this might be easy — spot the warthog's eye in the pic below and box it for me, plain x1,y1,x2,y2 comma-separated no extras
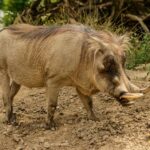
103,55,119,76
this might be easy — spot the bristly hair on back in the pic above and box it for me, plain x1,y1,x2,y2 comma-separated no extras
7,24,61,41
7,24,130,52
6,24,97,42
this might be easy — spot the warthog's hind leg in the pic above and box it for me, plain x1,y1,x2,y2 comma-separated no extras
76,88,99,121
6,81,21,122
1,73,20,124
45,81,59,130
1,72,11,123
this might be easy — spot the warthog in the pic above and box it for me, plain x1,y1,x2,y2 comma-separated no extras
0,24,149,129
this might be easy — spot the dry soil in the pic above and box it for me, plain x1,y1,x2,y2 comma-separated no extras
0,70,150,150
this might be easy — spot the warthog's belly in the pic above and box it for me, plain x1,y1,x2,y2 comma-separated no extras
8,65,45,88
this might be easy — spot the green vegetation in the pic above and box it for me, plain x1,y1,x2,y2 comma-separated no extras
0,0,30,25
127,34,150,69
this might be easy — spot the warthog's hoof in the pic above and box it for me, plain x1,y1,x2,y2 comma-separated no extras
3,113,17,125
45,121,57,130
88,115,99,121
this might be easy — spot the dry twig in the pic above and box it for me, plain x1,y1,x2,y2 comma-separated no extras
123,14,149,33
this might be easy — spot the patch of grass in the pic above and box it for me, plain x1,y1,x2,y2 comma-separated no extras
126,33,150,69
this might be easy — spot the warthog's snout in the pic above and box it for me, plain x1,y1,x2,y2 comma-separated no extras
115,83,150,106
119,92,143,106
111,78,150,106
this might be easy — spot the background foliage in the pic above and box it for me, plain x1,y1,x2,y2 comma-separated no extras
127,34,150,69
0,0,150,69
0,0,30,25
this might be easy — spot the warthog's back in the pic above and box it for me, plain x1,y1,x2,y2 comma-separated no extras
0,24,89,88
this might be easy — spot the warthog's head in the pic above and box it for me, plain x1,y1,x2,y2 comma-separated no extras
84,31,150,105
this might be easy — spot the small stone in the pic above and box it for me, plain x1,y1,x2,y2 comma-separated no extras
51,127,56,131
64,140,69,145
56,106,60,109
102,135,109,141
15,145,24,150
146,122,150,128
67,120,73,124
13,134,21,143
22,131,28,136
2,109,6,113
59,112,64,116
79,107,82,110
43,142,50,149
80,118,86,124
64,127,68,132
90,141,95,145
3,131,7,135
32,145,40,150
38,137,45,143
70,98,75,103
3,125,13,135
13,134,24,144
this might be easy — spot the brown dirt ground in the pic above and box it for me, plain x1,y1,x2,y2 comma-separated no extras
0,70,150,150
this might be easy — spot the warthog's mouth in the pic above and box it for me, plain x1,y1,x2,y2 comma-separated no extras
118,92,144,106
111,85,150,106
116,85,150,106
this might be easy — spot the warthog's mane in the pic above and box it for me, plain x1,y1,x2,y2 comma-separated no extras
7,24,98,41
6,24,129,50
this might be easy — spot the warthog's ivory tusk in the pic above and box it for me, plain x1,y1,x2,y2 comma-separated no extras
120,93,144,100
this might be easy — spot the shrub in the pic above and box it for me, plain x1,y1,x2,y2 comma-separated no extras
126,33,150,69
1,0,30,26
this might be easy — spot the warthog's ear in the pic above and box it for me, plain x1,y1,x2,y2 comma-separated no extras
119,34,130,50
87,36,107,54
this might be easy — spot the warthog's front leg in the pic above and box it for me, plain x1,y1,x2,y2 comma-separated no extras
45,81,59,130
76,88,99,121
